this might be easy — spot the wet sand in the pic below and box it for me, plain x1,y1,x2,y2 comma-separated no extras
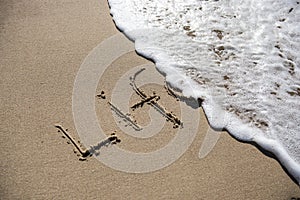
0,0,299,199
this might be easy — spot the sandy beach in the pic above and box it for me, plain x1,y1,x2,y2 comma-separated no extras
1,0,299,199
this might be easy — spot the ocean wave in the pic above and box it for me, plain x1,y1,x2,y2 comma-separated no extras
108,0,300,184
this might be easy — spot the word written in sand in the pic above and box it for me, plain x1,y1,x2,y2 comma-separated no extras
165,83,204,107
55,124,120,161
88,132,121,157
108,102,142,131
131,94,160,110
164,84,179,101
130,68,183,129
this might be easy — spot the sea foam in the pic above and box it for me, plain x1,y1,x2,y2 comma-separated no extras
108,0,300,183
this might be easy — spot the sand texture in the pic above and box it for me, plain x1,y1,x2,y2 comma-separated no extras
0,0,299,199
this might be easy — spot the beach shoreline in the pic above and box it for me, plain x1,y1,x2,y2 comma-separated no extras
0,0,299,199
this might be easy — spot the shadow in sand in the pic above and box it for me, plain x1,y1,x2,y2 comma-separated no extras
161,71,299,185
88,133,121,156
201,112,299,186
108,101,142,131
164,83,203,109
55,125,120,160
232,134,299,185
130,68,184,128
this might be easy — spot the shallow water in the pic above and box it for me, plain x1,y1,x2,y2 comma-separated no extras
108,0,300,183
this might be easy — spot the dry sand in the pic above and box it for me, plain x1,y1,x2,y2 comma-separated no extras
1,0,299,199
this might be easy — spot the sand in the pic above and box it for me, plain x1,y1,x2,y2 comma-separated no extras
0,0,299,199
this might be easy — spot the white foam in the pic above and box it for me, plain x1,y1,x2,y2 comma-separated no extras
108,0,300,184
